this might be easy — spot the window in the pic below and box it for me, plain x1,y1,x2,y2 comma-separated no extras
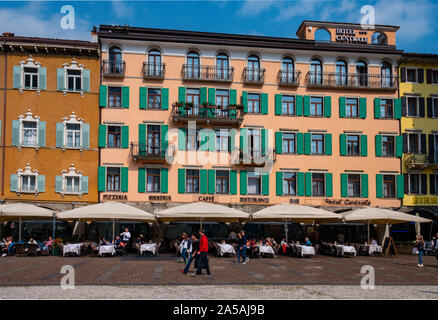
407,133,420,153
431,97,438,118
310,97,323,116
107,126,121,148
148,49,162,76
356,60,368,86
247,55,261,81
21,175,36,193
216,170,229,194
310,58,322,84
283,172,296,195
282,133,296,154
312,173,325,196
282,95,295,115
406,68,417,82
248,129,261,158
108,87,122,108
67,69,82,91
407,97,419,117
22,121,38,146
147,168,160,192
216,130,229,152
148,88,161,109
380,99,393,118
186,88,200,115
347,174,361,197
347,135,360,156
281,57,295,82
382,135,395,157
432,70,438,84
186,169,199,193
107,167,121,192
216,53,229,80
431,134,438,163
23,67,38,89
216,89,229,117
109,46,123,73
311,134,324,155
247,93,260,113
65,123,81,148
407,174,422,195
65,176,80,193
187,51,200,78
187,128,200,151
346,98,358,117
383,175,395,198
431,174,438,195
248,171,261,195
381,62,392,87
147,125,161,155
336,60,347,85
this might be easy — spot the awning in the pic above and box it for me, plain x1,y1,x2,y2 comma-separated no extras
0,203,54,221
342,207,432,225
56,202,155,222
251,204,342,223
156,202,250,222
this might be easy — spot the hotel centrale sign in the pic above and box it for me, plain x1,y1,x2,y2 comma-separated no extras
406,196,438,206
335,28,368,44
324,199,371,206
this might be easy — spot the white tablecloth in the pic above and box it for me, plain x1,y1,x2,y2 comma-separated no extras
296,245,315,256
98,245,116,256
63,243,82,256
217,243,236,256
140,243,157,255
258,245,276,255
336,245,356,256
365,244,382,255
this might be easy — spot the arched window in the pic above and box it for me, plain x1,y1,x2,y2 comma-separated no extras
148,49,161,76
336,60,348,85
108,46,122,74
216,52,229,80
314,29,331,42
310,58,322,85
281,57,295,82
247,54,260,81
356,60,368,87
372,32,387,45
186,51,200,78
381,62,392,87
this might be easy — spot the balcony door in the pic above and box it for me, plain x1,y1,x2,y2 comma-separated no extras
356,60,368,87
381,62,392,87
148,49,161,76
248,129,261,158
247,55,260,81
187,51,200,78
147,125,160,155
310,58,322,84
216,53,229,80
336,60,347,85
281,57,294,82
109,46,122,74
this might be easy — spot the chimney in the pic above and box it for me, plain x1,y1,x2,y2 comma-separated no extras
90,26,97,43
2,32,15,37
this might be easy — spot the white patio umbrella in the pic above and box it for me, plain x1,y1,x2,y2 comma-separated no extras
57,202,155,241
0,203,55,242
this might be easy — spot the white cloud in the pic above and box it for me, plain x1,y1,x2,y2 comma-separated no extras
111,1,136,19
238,0,278,17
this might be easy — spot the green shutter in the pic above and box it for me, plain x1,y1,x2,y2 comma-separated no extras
230,170,237,195
240,128,248,154
99,85,107,107
261,93,268,114
208,170,215,194
339,97,346,118
374,98,381,119
340,134,347,156
242,91,248,113
38,121,46,147
296,95,303,116
304,133,311,155
82,69,90,92
394,98,402,119
138,168,146,193
122,86,130,108
341,173,348,197
325,173,333,197
81,176,89,194
240,170,247,195
297,172,304,196
200,87,208,105
208,129,215,152
81,123,90,149
178,128,187,151
38,67,47,91
200,169,208,194
396,175,404,199
161,88,169,110
98,166,106,192
375,135,382,157
296,133,304,155
161,125,168,156
376,174,383,198
139,87,147,109
200,130,208,151
230,89,237,105
160,168,168,193
57,68,65,91
275,94,282,115
359,97,367,119
275,131,283,154
11,120,20,146
323,96,331,117
178,168,186,193
208,88,215,106
56,123,64,148
10,174,18,192
396,135,403,157
37,175,45,193
261,129,267,156
324,134,332,155
121,167,129,192
262,172,269,196
55,175,63,193
121,126,129,149
178,87,186,103
139,124,146,155
360,135,368,157
13,66,21,89
276,171,283,196
229,129,236,152
303,96,310,116
305,172,312,196
361,174,369,198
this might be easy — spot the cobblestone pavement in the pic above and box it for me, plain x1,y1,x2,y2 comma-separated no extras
0,254,436,286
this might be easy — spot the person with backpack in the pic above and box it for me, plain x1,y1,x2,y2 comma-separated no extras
416,234,425,267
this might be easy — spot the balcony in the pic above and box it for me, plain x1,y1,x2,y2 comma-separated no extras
243,68,265,84
130,142,169,163
405,153,438,170
278,70,301,87
306,72,398,90
102,60,125,77
181,65,234,82
143,62,165,79
238,149,276,167
171,103,243,125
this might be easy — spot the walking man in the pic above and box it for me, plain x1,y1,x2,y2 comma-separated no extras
183,234,199,274
236,230,248,264
194,228,211,276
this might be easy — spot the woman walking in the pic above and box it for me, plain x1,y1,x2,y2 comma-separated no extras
416,234,425,267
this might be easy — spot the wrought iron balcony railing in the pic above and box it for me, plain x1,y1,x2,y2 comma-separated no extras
239,148,276,167
306,72,398,89
102,60,126,77
405,153,438,170
243,67,265,84
171,103,243,124
181,65,234,82
278,70,301,86
130,142,167,161
142,62,165,79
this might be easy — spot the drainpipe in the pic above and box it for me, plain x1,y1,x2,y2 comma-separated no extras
2,39,7,197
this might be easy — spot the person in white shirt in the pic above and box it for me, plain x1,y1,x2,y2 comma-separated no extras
120,228,131,243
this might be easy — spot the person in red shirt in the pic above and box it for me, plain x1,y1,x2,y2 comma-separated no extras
194,228,211,276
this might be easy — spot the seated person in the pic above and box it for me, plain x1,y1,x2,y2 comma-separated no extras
135,234,144,251
113,235,122,248
221,239,226,245
43,236,54,250
304,237,312,246
1,236,12,257
100,237,108,246
279,238,289,255
264,237,272,246
28,237,38,245
371,238,378,246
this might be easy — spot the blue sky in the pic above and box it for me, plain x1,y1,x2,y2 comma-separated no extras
1,0,438,53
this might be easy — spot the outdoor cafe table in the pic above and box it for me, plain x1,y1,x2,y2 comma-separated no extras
217,243,236,256
140,243,157,255
63,243,83,256
365,244,382,255
257,245,276,255
295,244,316,257
336,245,357,256
98,245,116,256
